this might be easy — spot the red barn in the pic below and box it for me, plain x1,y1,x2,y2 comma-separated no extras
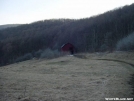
61,43,75,54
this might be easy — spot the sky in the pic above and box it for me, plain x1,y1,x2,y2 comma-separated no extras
0,0,134,25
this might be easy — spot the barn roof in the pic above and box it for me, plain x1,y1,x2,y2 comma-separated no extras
61,43,74,48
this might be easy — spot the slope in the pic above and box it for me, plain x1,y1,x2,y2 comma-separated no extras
0,3,134,66
0,52,134,101
0,24,21,30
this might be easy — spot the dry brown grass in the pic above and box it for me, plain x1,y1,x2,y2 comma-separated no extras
0,52,134,101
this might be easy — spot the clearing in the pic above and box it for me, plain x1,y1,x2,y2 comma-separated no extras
0,52,134,101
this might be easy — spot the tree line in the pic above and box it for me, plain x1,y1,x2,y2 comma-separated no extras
0,3,134,66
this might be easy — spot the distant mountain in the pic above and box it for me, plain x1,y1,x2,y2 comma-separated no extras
0,24,21,30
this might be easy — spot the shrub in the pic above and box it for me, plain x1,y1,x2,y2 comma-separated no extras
14,49,61,63
116,32,134,51
34,49,43,58
40,48,60,59
15,53,33,62
100,44,109,52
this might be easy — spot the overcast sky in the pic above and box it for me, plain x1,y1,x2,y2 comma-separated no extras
0,0,134,25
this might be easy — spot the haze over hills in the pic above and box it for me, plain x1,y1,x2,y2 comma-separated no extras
0,3,134,66
0,24,22,30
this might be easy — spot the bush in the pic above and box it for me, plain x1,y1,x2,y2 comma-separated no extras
15,53,33,62
40,48,60,59
14,49,61,63
116,32,134,51
34,49,43,58
100,44,109,52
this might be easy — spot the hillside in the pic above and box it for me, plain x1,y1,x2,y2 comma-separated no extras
0,24,21,30
0,3,134,66
0,52,134,101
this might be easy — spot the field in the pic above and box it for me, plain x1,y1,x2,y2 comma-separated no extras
0,51,134,101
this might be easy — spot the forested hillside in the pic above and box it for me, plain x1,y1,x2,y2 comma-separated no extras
0,24,21,30
0,3,134,66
